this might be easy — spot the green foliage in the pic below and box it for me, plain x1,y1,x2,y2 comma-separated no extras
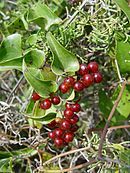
46,32,79,75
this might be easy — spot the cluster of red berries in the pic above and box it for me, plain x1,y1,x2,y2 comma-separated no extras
31,62,102,148
59,61,102,93
47,102,80,147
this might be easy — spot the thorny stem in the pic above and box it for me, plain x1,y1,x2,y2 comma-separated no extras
98,81,127,158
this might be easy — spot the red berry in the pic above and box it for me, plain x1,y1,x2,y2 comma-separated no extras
54,128,64,137
71,124,79,132
48,131,55,140
51,96,60,105
73,81,84,92
54,138,64,147
59,83,70,94
48,120,57,129
40,98,52,110
64,109,74,119
60,119,71,130
65,102,73,110
82,74,93,87
93,72,103,83
69,114,79,125
64,132,74,143
64,76,75,87
72,103,81,112
87,61,98,73
32,92,41,101
78,64,89,76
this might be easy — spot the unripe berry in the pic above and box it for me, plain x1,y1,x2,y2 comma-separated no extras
59,83,70,94
32,92,41,101
93,72,103,83
64,109,74,119
40,98,52,110
51,96,60,105
78,64,88,76
72,103,81,112
54,138,64,147
64,132,74,143
73,81,84,92
87,61,98,73
82,74,93,87
60,119,71,130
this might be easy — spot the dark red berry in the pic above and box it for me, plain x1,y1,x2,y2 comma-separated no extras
71,124,79,132
60,119,71,130
72,103,81,112
51,96,60,105
93,72,103,83
40,98,52,110
64,132,74,143
87,61,98,73
48,131,55,140
64,109,74,119
54,138,64,147
65,102,73,110
78,64,89,76
64,76,75,87
69,114,79,125
73,81,84,92
54,128,64,137
59,83,70,94
48,120,57,129
82,74,93,87
32,92,41,101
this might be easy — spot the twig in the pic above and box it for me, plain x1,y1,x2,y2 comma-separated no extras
43,146,90,166
64,0,88,28
6,75,24,104
42,159,97,173
98,81,127,158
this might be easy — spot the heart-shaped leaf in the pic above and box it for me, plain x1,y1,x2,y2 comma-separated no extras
23,60,57,98
27,2,62,31
116,33,130,73
0,34,22,63
46,32,79,75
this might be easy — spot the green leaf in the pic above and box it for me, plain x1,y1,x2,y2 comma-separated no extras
46,32,79,75
23,60,57,98
24,49,45,68
27,2,62,31
114,0,130,22
8,14,28,33
26,34,38,46
0,34,22,63
116,33,130,73
112,85,130,118
26,112,56,124
0,158,12,172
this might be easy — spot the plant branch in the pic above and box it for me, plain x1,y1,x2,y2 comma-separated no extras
98,81,127,158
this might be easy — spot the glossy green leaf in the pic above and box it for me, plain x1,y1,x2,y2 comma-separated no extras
27,2,62,31
23,60,57,98
8,14,28,33
46,32,79,75
116,33,130,73
24,49,45,68
114,0,130,22
0,34,22,63
26,34,38,46
112,85,130,118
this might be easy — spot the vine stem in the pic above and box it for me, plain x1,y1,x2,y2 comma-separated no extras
98,81,127,158
64,0,88,28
